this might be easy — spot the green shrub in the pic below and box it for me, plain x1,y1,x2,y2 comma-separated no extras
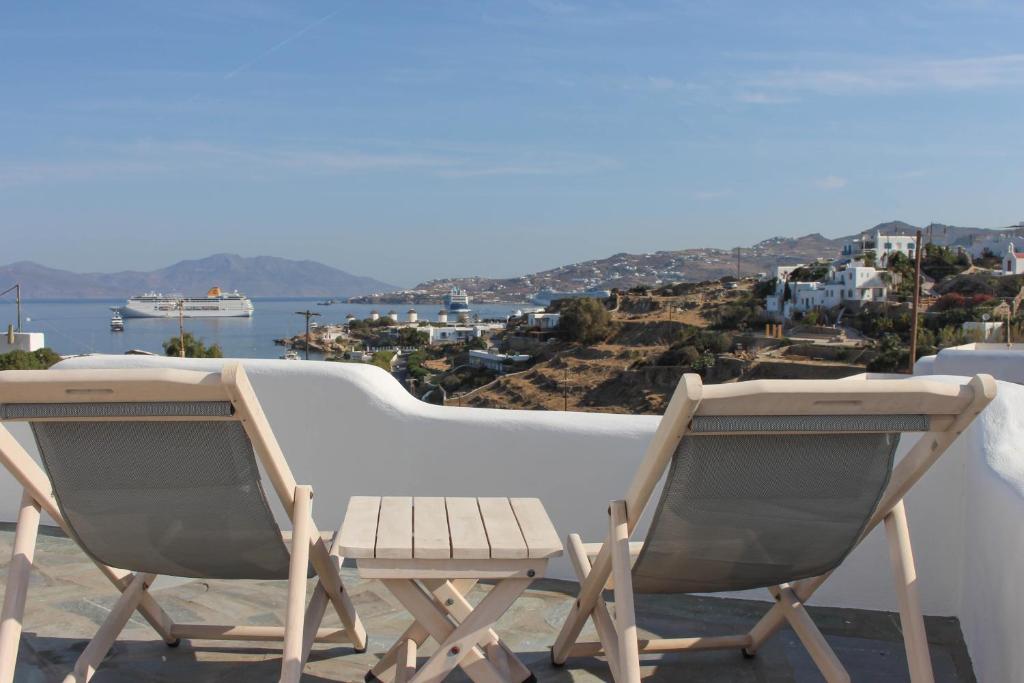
559,298,614,344
0,347,62,370
163,333,222,358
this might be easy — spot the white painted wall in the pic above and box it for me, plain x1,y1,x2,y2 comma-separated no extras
0,331,45,354
1,355,1021,680
916,343,1024,384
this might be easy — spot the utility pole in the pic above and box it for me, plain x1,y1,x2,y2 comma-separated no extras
908,230,923,373
1,284,21,332
735,247,742,278
562,366,571,411
295,310,321,360
176,299,186,358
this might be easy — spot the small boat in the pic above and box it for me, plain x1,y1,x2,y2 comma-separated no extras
281,350,301,361
110,310,124,331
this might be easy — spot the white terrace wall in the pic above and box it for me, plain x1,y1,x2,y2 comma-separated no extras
1,356,1021,681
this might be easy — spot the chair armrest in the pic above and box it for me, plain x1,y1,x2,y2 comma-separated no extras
582,541,643,562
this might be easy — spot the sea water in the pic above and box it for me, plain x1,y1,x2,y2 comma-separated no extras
0,299,525,360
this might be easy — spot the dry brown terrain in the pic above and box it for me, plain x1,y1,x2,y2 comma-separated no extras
455,281,867,414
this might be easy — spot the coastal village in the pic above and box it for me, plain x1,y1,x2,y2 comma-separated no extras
5,221,1023,413
251,222,1024,414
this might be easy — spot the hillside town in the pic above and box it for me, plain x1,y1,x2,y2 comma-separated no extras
228,222,1021,415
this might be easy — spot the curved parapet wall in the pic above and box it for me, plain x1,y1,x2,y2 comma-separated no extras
916,342,1024,385
1,356,1022,679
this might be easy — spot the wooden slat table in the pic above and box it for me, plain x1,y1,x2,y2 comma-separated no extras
339,497,563,683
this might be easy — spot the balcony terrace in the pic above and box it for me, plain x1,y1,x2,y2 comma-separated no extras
1,527,975,682
2,354,1022,682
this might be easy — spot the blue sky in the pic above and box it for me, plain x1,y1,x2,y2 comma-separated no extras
2,1,1023,286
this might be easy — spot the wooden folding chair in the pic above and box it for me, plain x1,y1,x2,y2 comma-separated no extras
551,373,995,683
0,363,367,683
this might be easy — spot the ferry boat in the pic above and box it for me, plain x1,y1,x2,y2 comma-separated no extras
109,310,124,331
120,287,254,318
443,286,471,314
531,288,612,306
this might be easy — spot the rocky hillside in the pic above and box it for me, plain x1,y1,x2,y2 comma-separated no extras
0,253,396,299
356,233,845,304
354,220,1018,304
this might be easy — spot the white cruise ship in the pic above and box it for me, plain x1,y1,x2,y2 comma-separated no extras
121,287,254,318
442,286,471,314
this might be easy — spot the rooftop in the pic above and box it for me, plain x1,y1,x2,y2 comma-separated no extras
2,354,1023,682
3,527,974,682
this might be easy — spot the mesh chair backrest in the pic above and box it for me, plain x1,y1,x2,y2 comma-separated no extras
0,401,292,580
630,413,929,594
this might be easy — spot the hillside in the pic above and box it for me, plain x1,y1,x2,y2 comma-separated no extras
0,254,396,299
353,220,1017,305
354,233,846,304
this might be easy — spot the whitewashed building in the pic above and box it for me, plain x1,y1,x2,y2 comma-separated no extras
468,349,531,373
843,230,917,267
527,312,561,330
0,331,45,354
767,262,888,320
425,323,503,345
1004,243,1024,275
962,321,1004,342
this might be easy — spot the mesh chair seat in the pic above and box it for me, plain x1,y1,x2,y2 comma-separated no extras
630,413,929,594
1,401,293,580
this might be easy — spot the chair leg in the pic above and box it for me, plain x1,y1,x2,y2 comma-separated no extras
308,533,367,651
0,490,41,683
885,500,935,683
564,534,621,678
280,485,313,683
610,501,641,683
62,572,153,683
552,536,615,666
777,587,849,683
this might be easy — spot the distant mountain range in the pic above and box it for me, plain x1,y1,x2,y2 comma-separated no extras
0,253,396,299
6,221,1018,302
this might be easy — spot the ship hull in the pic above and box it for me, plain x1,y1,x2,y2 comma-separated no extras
121,302,253,318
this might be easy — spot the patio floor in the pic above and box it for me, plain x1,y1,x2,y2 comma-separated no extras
1,526,975,682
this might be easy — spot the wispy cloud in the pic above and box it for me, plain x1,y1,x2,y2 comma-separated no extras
693,190,732,200
750,53,1024,95
815,175,848,190
0,160,162,188
224,8,340,80
647,76,676,91
734,91,794,104
0,139,616,187
892,169,930,179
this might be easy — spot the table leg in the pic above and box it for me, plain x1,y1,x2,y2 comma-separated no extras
429,581,532,682
370,579,477,682
397,578,531,683
383,579,521,683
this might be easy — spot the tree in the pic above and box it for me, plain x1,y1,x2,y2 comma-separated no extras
867,333,908,372
559,298,614,344
0,347,61,370
406,350,430,380
920,244,970,281
693,330,732,354
394,327,429,347
163,332,223,358
370,351,395,371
